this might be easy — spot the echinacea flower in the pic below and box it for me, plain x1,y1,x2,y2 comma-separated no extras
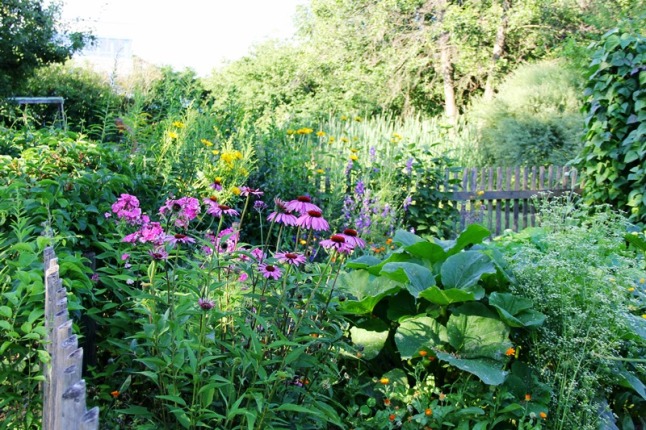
148,247,169,260
239,186,264,197
267,198,298,226
198,297,215,310
296,210,329,231
210,178,223,191
275,251,306,266
259,263,282,280
166,233,196,247
286,195,321,215
340,228,366,248
206,204,239,218
320,234,353,253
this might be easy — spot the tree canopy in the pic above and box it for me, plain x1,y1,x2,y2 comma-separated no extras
0,0,88,96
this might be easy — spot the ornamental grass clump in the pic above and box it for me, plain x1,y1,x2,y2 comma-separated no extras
494,195,646,429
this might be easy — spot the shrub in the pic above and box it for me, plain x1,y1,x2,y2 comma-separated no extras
469,59,585,167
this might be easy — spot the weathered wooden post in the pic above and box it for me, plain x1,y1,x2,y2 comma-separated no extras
43,246,99,430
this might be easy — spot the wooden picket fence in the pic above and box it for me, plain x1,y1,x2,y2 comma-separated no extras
445,165,580,236
43,246,99,430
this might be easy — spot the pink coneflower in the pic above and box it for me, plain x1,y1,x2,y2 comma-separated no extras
206,204,239,218
267,198,298,226
251,248,266,262
275,251,306,266
340,228,366,249
296,210,329,231
320,234,354,253
198,297,215,310
166,233,196,247
286,195,321,215
240,186,264,197
259,263,282,280
148,247,169,260
210,178,223,191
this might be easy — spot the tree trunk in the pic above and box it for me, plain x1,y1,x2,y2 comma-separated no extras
484,0,510,101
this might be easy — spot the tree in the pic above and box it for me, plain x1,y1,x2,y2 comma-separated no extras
0,0,88,97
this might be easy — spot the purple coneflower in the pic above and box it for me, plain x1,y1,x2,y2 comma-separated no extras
267,198,298,226
198,297,215,310
286,195,321,215
296,210,329,231
259,263,282,280
148,247,169,260
207,204,239,218
275,251,307,266
340,228,366,249
240,186,264,197
166,233,196,247
320,234,354,253
210,178,223,191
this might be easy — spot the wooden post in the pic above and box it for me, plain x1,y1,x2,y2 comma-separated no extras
43,246,99,430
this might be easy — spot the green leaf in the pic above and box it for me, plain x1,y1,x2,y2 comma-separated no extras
436,351,508,385
419,286,476,306
448,224,491,256
338,270,401,315
617,367,646,400
393,229,425,247
346,255,382,269
380,262,435,298
0,305,12,318
157,394,187,407
441,251,495,293
489,292,545,328
446,314,510,358
404,241,446,263
115,406,153,417
349,319,390,359
395,315,447,359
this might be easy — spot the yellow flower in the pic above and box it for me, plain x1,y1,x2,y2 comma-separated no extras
340,115,348,121
539,412,547,420
525,394,531,402
419,350,428,357
628,287,635,292
239,167,249,176
286,129,295,135
379,377,389,385
354,116,362,122
316,169,325,174
350,148,359,153
296,127,313,135
316,130,326,137
340,137,349,143
477,190,485,196
168,131,179,139
221,150,243,165
328,137,336,143
505,347,516,356
201,138,213,147
350,154,359,161
231,187,241,196
424,408,432,416
300,239,307,245
640,278,645,284
212,150,220,155
642,314,646,319
172,121,185,128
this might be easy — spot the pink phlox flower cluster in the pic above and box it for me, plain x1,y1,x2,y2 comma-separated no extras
112,193,143,225
286,195,321,215
204,228,239,254
159,196,201,228
122,221,165,245
296,210,329,231
267,198,298,226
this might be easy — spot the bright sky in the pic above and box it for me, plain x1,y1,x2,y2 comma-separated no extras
57,0,307,76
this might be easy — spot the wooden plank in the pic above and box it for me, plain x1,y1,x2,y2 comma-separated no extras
513,166,520,232
9,96,65,105
487,167,493,233
504,167,512,231
495,167,502,236
522,167,529,230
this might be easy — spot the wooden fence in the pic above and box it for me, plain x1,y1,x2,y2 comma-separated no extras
43,246,99,430
445,165,579,236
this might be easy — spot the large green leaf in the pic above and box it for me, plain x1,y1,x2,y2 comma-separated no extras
404,241,446,263
395,315,447,359
617,366,646,400
440,251,495,294
446,314,510,358
418,286,476,306
436,351,508,385
337,270,402,314
346,255,382,269
393,229,425,247
489,292,546,328
380,262,435,299
447,224,491,256
349,319,390,359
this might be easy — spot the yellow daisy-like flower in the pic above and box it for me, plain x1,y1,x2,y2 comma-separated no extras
286,129,295,135
212,150,220,156
350,148,359,153
340,137,349,143
628,287,635,292
238,167,248,176
172,121,185,128
329,137,336,143
316,130,326,137
642,314,646,319
477,190,485,196
340,115,349,121
168,131,179,139
379,377,389,385
316,168,325,174
296,127,313,135
640,278,645,284
231,186,241,196
354,116,362,122
201,138,213,147
350,154,359,161
221,150,243,165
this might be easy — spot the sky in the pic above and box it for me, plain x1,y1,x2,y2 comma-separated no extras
57,0,307,76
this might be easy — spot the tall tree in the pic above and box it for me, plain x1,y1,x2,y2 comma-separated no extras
0,0,88,96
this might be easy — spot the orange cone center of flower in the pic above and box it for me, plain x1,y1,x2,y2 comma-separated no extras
343,228,358,237
307,210,322,217
331,235,345,243
297,196,311,202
